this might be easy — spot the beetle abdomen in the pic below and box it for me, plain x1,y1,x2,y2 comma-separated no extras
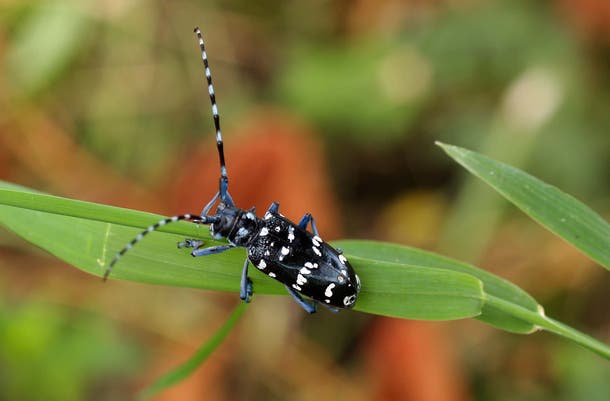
247,214,360,308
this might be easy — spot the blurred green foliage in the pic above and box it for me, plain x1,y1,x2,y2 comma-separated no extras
0,298,142,401
6,3,91,96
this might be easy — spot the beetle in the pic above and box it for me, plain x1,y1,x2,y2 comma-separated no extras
103,27,361,313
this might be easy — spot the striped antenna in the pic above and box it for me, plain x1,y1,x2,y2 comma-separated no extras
103,213,217,280
194,27,228,182
105,28,231,281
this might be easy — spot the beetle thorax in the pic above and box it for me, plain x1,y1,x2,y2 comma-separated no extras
210,204,261,246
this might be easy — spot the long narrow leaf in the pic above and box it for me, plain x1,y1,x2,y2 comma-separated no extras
139,302,248,399
2,181,609,359
335,240,540,333
437,142,610,270
0,183,484,321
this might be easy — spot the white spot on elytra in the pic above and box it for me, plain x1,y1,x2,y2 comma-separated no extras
312,247,322,257
260,227,269,236
312,237,320,247
297,274,307,285
288,232,295,242
264,212,272,220
292,284,302,291
246,212,255,220
258,260,267,269
325,299,331,304
281,246,289,255
268,272,276,278
325,283,335,298
300,267,311,275
337,275,344,283
343,295,356,306
274,226,281,232
338,254,348,264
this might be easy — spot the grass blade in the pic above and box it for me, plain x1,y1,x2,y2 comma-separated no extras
0,182,484,321
2,181,608,359
437,142,610,270
139,302,248,399
335,240,539,333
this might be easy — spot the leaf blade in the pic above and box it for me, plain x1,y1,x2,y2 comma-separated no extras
139,302,248,399
437,142,610,270
0,183,484,321
335,240,540,333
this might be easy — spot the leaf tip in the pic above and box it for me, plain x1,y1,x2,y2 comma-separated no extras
434,141,458,155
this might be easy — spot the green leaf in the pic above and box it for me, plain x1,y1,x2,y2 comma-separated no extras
139,302,248,399
437,142,610,270
3,181,609,359
334,240,539,334
0,182,483,321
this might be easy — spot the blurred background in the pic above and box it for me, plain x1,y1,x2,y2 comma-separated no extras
1,0,609,399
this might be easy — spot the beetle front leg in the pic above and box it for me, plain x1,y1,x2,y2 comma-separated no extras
190,244,234,257
177,239,204,249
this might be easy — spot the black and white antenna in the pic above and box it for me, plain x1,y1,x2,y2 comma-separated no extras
103,27,231,280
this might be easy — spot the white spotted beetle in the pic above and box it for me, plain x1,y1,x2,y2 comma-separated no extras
103,27,361,313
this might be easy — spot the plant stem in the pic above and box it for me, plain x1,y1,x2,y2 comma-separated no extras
485,295,610,359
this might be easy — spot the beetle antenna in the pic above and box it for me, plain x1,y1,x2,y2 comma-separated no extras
194,27,232,204
103,213,217,280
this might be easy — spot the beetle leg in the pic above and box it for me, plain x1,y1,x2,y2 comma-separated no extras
285,285,316,313
319,302,340,314
297,213,319,236
190,244,234,256
177,239,204,249
201,191,219,216
240,258,253,302
267,202,280,214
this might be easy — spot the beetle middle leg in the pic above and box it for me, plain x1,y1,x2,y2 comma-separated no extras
240,258,253,302
266,201,280,214
297,213,319,236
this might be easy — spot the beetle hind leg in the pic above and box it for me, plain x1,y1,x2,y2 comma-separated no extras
285,286,316,313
